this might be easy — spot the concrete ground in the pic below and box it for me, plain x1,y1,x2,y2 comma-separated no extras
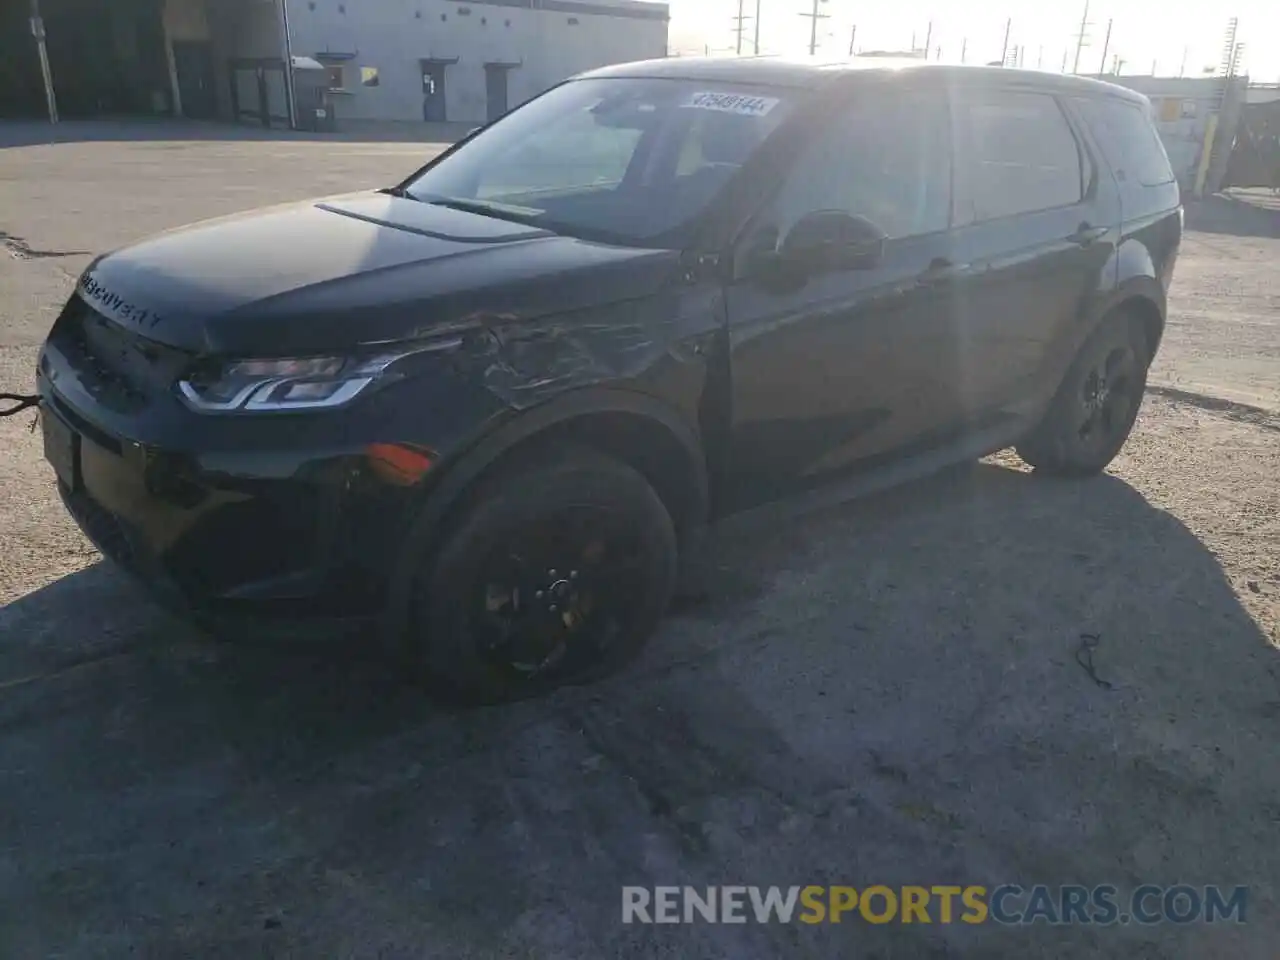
0,123,1277,959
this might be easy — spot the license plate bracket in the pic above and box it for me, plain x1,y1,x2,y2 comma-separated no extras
42,408,81,491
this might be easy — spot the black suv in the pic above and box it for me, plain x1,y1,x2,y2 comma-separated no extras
38,58,1182,701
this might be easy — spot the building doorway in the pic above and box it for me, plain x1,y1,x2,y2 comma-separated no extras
172,40,216,119
420,59,454,122
229,59,289,128
484,63,513,122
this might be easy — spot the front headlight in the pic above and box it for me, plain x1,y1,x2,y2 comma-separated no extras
177,339,460,413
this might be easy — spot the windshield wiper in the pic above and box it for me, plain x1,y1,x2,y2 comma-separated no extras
417,195,544,226
380,185,421,201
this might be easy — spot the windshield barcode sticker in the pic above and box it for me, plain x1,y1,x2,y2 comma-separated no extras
684,92,780,117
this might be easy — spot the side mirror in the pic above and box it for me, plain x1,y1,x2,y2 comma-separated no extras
778,211,888,273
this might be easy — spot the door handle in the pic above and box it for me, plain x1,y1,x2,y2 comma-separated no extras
1069,223,1108,246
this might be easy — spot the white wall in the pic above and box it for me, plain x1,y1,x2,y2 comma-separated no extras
1247,84,1280,105
283,0,668,123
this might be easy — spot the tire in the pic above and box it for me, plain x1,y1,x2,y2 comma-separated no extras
408,446,677,703
1017,312,1151,477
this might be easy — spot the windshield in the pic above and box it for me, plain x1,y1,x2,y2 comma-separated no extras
404,78,794,246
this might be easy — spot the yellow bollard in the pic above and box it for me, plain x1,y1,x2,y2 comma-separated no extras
1193,113,1219,198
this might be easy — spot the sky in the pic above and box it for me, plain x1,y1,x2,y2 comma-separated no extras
662,0,1280,82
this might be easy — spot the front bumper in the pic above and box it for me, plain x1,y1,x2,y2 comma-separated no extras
33,289,513,624
41,392,397,621
37,354,503,626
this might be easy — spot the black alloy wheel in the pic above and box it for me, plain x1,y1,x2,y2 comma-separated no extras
1018,312,1151,476
471,504,653,682
411,447,677,702
1076,343,1141,456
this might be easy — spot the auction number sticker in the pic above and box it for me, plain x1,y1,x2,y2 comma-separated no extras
684,92,780,117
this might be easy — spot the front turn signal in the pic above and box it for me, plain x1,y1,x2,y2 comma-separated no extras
366,443,436,486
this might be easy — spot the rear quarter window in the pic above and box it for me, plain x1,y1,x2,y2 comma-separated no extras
955,91,1086,222
1075,97,1176,187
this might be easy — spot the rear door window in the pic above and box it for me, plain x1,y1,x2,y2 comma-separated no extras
956,91,1085,223
1074,97,1176,187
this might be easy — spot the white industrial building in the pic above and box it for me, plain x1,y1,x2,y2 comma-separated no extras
3,0,668,127
287,0,671,124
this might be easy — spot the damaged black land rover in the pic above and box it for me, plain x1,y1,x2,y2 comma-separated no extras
37,59,1181,701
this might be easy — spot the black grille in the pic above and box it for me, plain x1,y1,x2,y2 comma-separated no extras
59,482,192,614
51,296,191,408
59,482,139,574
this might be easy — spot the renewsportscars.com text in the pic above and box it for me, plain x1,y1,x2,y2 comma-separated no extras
621,885,1248,925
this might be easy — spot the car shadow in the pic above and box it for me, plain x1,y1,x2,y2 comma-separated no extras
1184,190,1280,239
0,461,1276,957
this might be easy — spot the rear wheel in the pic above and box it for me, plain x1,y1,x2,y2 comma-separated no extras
1017,313,1150,476
409,447,677,703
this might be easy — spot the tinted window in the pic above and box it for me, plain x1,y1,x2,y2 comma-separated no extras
1075,97,1176,187
474,109,642,198
766,95,951,242
957,92,1084,222
406,78,793,245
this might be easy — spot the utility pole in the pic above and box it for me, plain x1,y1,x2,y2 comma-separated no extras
1037,45,1044,69
799,0,829,57
1097,19,1112,76
960,37,967,64
1178,45,1188,77
733,0,748,55
923,21,933,59
1219,18,1240,76
755,0,762,55
279,0,298,130
1071,0,1091,74
1000,19,1012,67
848,24,857,57
28,0,58,124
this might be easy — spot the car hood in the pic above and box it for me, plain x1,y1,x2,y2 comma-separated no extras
77,192,681,355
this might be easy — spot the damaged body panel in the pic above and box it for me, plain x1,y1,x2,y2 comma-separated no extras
36,184,726,623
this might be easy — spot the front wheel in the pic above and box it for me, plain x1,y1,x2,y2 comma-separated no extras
409,447,677,703
1017,313,1151,477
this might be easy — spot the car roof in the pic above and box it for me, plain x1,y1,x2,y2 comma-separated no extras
578,56,1149,105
